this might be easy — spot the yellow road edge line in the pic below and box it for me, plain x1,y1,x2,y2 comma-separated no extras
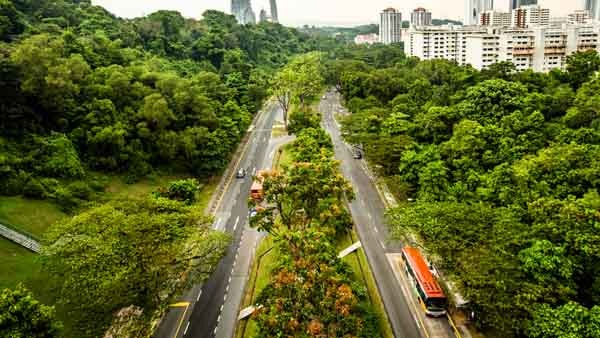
172,303,190,338
447,313,463,338
170,302,190,308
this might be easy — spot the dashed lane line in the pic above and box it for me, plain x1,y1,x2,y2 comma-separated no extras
233,216,240,232
183,322,190,336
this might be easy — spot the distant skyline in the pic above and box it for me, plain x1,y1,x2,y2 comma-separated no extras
92,0,585,26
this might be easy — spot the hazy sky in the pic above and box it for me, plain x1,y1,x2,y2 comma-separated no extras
92,0,584,26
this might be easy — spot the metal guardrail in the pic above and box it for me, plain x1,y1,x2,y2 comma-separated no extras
0,223,41,253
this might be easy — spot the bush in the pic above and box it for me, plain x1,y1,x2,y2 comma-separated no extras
67,181,93,200
23,178,46,199
155,179,202,204
53,187,80,212
34,133,85,179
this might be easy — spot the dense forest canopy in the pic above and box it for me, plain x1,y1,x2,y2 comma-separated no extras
0,1,339,337
331,45,600,337
0,0,331,207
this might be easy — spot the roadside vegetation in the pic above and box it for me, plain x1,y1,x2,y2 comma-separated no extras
0,0,340,337
329,43,600,337
239,54,391,338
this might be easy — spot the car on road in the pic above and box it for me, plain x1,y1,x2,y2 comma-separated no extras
236,168,246,179
353,151,362,159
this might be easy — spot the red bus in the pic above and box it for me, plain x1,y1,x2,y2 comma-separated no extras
250,170,267,202
401,247,448,317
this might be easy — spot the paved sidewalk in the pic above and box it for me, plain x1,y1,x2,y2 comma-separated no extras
0,223,41,253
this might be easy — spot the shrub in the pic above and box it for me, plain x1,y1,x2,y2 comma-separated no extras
53,187,80,212
67,181,93,200
23,178,46,199
155,179,201,204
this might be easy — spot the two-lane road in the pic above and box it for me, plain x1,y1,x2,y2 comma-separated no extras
322,91,454,338
155,101,281,338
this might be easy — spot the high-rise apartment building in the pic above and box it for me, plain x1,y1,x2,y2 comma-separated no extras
586,0,600,21
512,5,550,28
569,10,592,25
404,25,488,65
411,7,432,27
231,0,256,24
510,0,538,11
270,0,279,23
379,8,402,44
480,10,512,26
465,0,494,26
405,23,600,72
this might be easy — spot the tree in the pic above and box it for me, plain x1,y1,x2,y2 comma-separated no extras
41,196,230,336
0,285,62,338
528,302,600,338
254,230,381,338
566,50,600,90
251,155,354,236
270,67,294,128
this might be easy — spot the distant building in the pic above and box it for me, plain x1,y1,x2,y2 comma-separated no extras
466,24,600,72
354,33,379,45
379,8,402,44
480,10,512,26
405,23,600,72
512,5,550,28
270,0,279,23
586,0,600,21
231,0,256,24
465,0,494,26
411,7,432,27
404,25,487,65
510,0,538,11
569,10,592,25
259,9,268,23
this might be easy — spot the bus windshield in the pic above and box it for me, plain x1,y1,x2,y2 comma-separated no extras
426,297,448,311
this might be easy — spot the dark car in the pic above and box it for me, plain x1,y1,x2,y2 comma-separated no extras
236,168,247,179
353,151,362,159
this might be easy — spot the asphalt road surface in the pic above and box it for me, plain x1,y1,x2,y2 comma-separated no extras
321,91,428,338
155,102,280,338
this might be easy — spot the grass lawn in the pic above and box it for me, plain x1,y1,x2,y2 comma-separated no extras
0,239,41,291
104,174,218,211
0,196,67,238
236,236,279,338
104,174,185,199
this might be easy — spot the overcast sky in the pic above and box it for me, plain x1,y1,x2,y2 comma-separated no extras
92,0,585,27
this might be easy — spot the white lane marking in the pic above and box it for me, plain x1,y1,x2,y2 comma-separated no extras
252,167,256,175
233,216,240,231
379,239,386,249
373,226,379,234
183,322,190,336
213,326,218,335
269,149,276,160
196,290,203,301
